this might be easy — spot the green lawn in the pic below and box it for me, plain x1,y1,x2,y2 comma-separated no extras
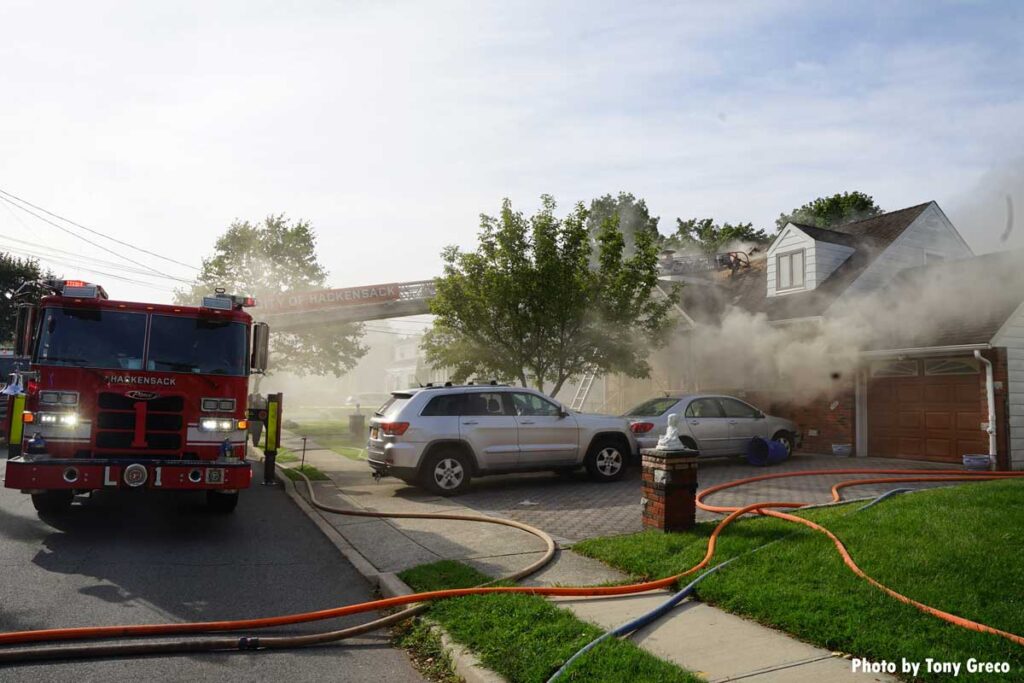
275,448,298,463
287,420,367,460
280,463,329,481
574,479,1024,682
398,560,700,683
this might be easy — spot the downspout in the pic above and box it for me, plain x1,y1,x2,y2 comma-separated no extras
974,350,997,459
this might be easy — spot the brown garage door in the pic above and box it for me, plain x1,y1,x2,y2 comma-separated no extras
868,358,986,462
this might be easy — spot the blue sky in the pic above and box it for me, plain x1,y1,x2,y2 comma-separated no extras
1,1,1021,304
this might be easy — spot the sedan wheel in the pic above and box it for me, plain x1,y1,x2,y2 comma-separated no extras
773,432,794,457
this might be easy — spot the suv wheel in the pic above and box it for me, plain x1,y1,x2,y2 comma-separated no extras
421,450,472,496
585,438,627,482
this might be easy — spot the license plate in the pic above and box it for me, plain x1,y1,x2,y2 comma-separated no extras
370,427,379,440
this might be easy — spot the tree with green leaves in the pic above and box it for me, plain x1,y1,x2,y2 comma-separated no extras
423,195,676,398
667,218,771,257
587,192,661,257
175,215,365,377
776,191,883,230
0,253,45,346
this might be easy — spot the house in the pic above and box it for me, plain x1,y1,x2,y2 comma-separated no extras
659,201,1024,470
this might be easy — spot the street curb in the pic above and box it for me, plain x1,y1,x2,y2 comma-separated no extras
262,454,506,683
379,572,506,683
273,466,381,585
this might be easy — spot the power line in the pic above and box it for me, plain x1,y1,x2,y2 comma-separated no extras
4,248,177,293
0,233,193,282
0,194,192,283
0,188,200,271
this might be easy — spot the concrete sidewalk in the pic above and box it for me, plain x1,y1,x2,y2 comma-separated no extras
274,432,895,683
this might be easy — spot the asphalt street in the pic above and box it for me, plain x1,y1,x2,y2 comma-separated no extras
0,460,422,682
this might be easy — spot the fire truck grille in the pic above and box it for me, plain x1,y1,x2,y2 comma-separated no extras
95,392,184,453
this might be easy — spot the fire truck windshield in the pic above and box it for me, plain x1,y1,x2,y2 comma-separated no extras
35,307,248,376
147,315,248,376
36,308,147,369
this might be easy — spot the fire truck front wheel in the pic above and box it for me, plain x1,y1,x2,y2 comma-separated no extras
206,490,239,514
31,490,74,514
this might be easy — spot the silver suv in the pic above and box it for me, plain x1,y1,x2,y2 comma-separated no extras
367,384,637,495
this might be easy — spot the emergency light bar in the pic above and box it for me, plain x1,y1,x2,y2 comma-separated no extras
201,293,257,311
44,278,109,300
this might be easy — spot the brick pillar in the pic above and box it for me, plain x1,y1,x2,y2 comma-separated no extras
641,447,698,532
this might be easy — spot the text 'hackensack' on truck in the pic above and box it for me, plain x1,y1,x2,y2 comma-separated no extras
2,279,270,515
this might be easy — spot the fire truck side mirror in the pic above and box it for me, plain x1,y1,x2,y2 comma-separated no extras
251,322,270,373
14,305,36,357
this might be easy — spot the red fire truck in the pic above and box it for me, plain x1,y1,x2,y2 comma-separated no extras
3,279,269,515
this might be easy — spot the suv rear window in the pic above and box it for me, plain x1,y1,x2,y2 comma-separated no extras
623,398,679,417
421,394,465,416
376,394,412,419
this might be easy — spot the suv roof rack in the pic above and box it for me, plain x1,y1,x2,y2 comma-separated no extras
415,382,512,390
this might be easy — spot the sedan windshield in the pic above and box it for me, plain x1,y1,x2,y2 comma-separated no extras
35,307,147,370
147,315,248,376
623,397,680,417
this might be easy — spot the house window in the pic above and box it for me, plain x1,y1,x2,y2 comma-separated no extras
870,360,919,377
924,358,980,375
776,250,805,291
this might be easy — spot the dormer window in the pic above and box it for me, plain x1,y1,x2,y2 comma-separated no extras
776,249,805,291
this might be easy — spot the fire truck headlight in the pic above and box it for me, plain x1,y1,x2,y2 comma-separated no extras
218,419,233,431
58,413,79,427
39,413,58,424
200,418,220,431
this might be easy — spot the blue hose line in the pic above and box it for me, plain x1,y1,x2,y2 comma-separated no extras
857,488,911,511
547,487,911,682
546,558,737,682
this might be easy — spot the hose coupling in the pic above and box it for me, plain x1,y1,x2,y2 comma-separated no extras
238,636,261,650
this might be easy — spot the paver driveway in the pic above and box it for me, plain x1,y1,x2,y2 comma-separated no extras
455,454,960,542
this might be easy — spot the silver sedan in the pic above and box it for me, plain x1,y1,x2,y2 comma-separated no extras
623,394,801,457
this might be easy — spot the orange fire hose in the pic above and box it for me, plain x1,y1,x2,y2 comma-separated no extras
1,468,1022,656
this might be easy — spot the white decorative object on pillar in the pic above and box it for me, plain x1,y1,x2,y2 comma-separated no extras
657,413,680,450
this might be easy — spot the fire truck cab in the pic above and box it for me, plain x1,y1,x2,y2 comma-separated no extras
4,279,270,515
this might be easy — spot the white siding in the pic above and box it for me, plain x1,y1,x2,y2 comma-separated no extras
993,302,1024,470
766,225,815,297
844,203,974,297
815,241,855,284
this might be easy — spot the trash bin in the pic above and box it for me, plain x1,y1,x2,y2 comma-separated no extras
348,413,366,438
746,437,789,466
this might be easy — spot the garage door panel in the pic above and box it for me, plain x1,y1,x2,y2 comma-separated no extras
870,411,897,429
954,383,981,402
897,384,923,402
925,412,953,429
924,385,954,403
898,411,922,428
897,438,924,456
956,411,981,430
868,360,983,461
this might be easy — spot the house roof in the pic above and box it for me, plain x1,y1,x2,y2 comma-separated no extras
682,202,933,322
787,223,862,249
860,249,1024,350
